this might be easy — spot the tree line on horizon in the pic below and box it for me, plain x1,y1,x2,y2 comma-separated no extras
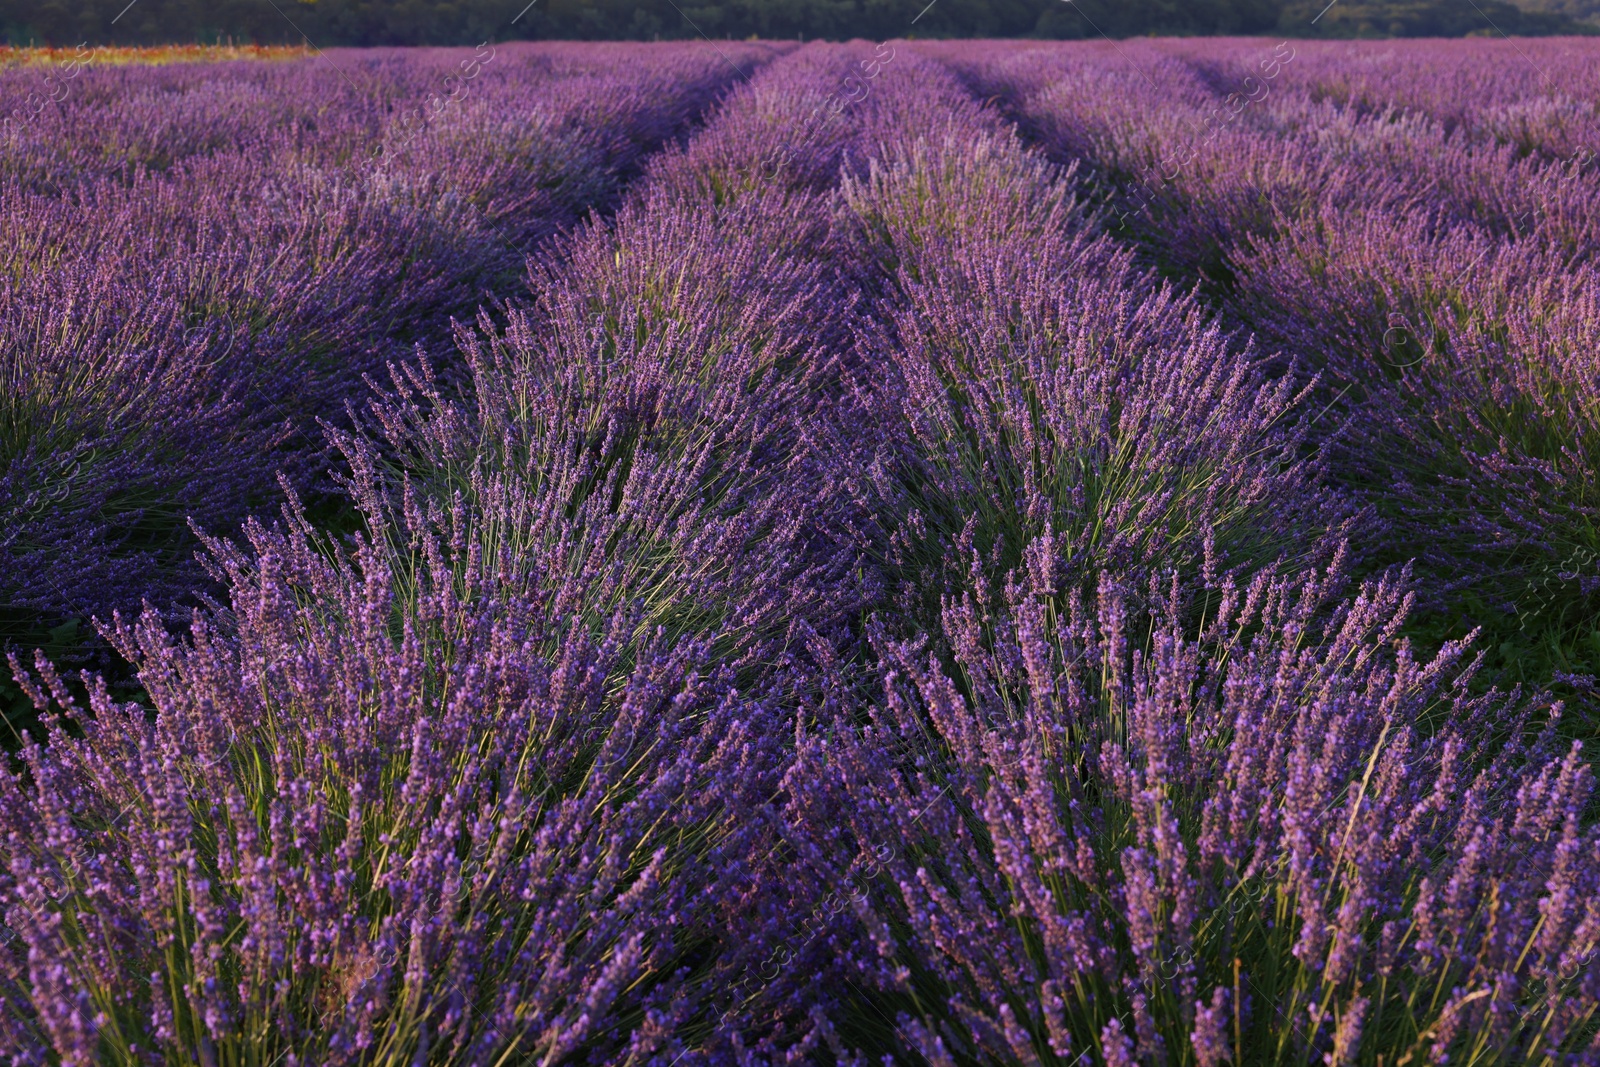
2,0,1593,54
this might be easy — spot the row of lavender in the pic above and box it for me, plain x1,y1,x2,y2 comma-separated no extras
930,36,1600,684
0,41,780,649
3,38,1599,1066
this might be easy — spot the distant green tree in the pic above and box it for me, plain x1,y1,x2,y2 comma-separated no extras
1036,0,1279,38
0,0,1590,50
1278,0,1587,35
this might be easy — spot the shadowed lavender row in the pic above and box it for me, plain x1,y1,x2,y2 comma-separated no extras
0,42,779,642
940,37,1600,686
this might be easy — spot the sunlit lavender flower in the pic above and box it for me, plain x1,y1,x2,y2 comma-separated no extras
793,550,1600,1065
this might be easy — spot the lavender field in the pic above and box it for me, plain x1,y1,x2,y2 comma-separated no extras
2,35,1600,1066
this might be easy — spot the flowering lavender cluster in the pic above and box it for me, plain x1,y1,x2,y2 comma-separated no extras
939,37,1600,677
5,37,1600,1067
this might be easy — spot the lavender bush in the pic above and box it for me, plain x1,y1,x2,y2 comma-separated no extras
795,556,1600,1065
0,485,797,1065
835,61,1358,632
335,46,894,684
